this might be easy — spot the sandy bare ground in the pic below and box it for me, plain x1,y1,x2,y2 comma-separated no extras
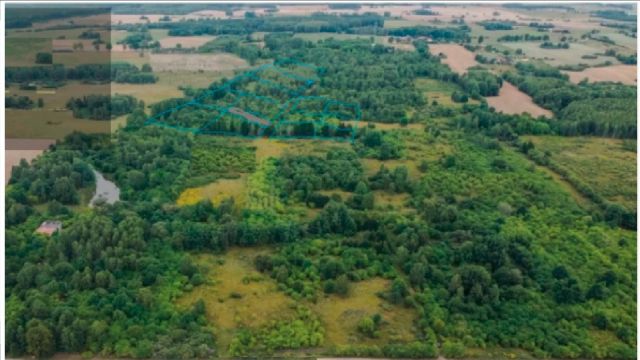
564,65,637,85
5,139,55,184
486,82,553,118
149,53,249,72
429,44,477,74
159,36,216,49
229,107,272,126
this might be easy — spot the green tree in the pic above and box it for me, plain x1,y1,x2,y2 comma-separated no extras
26,320,54,358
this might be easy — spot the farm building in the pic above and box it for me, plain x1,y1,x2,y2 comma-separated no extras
35,220,62,236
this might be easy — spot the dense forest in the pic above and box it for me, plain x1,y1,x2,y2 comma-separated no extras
5,6,637,360
67,94,141,120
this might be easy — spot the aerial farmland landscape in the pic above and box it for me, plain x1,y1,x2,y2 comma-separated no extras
4,2,637,360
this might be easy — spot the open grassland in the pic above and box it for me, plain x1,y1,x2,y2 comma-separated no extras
176,248,297,355
6,82,112,139
159,36,216,49
177,175,248,207
486,81,553,118
253,138,351,160
564,64,637,85
428,44,477,74
110,70,231,106
176,249,417,356
312,278,417,348
6,82,108,108
501,41,620,66
149,53,249,72
6,110,111,140
6,37,51,66
29,13,110,29
523,135,637,210
111,51,151,67
415,78,480,108
54,51,111,66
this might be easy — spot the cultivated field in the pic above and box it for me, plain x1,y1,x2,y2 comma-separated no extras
5,139,55,184
149,53,249,72
523,135,637,210
564,64,637,85
110,70,231,107
6,82,114,139
5,37,51,66
428,44,477,74
486,81,553,118
158,36,216,49
501,41,620,67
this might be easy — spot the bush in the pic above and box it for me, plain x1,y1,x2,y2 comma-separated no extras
35,52,52,64
442,340,466,358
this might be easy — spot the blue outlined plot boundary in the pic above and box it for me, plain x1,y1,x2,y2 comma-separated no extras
144,60,360,143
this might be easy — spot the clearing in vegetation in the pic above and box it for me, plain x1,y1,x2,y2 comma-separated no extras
5,37,51,66
176,248,297,356
523,135,637,211
6,82,111,139
177,175,248,207
486,81,553,118
428,44,478,74
564,64,637,85
159,35,217,49
149,53,249,72
415,78,479,107
313,278,417,348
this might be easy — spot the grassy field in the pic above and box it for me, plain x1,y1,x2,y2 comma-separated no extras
159,35,216,49
415,78,481,108
177,175,248,206
501,41,620,66
6,37,51,66
176,248,297,356
312,277,417,348
149,53,249,72
523,135,637,210
6,82,113,139
111,70,232,107
175,248,418,356
111,51,151,67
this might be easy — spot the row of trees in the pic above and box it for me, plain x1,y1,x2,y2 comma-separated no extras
6,63,156,85
67,94,141,120
497,33,549,42
6,95,36,109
